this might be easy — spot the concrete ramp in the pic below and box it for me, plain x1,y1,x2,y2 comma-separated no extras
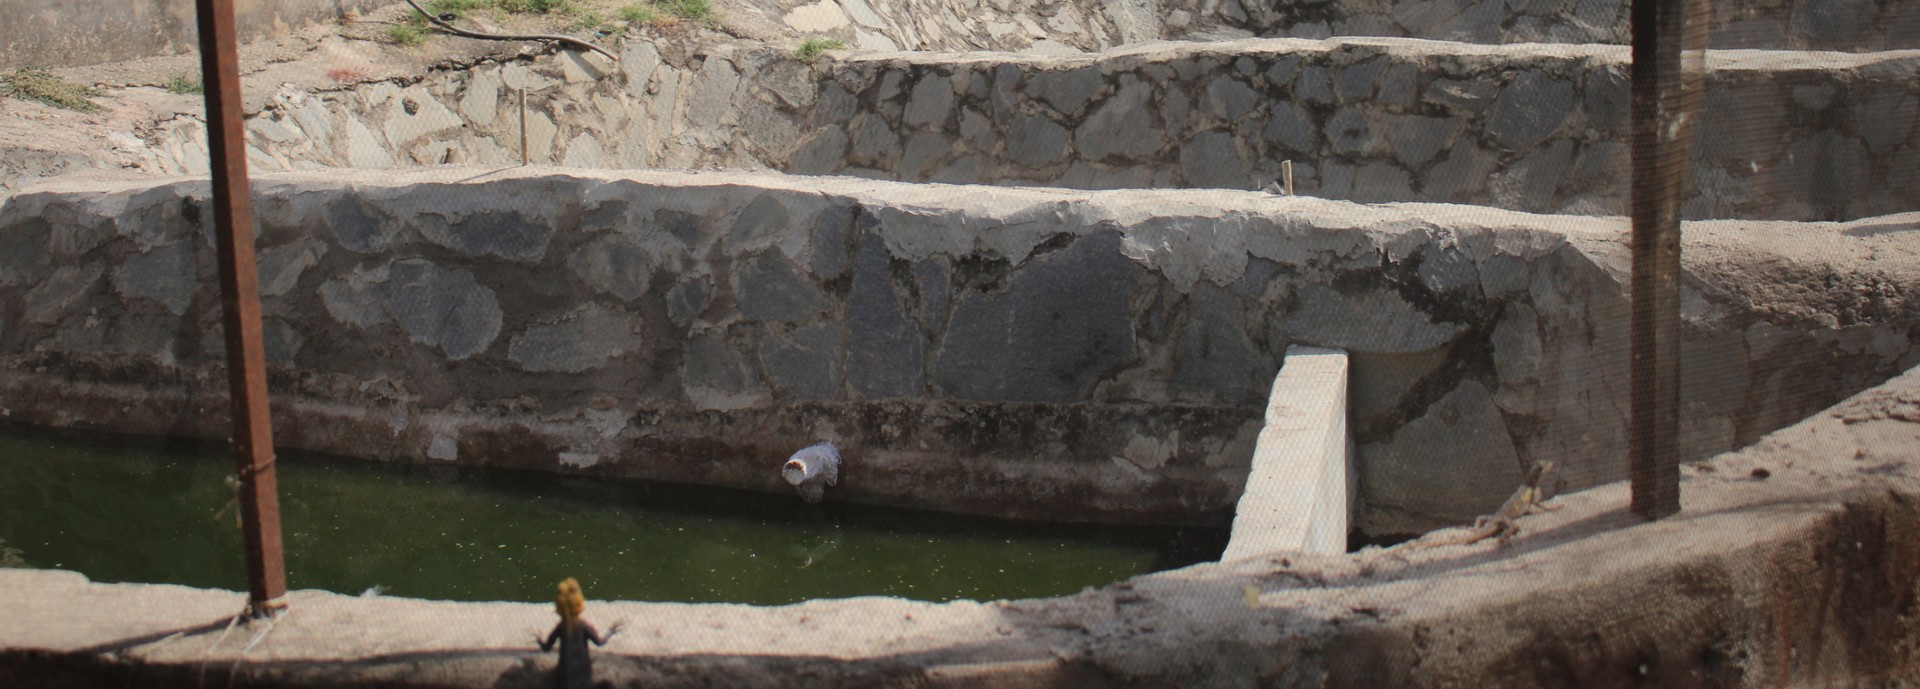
1223,346,1353,559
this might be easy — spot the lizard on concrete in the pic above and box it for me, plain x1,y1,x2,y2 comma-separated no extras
1417,460,1561,549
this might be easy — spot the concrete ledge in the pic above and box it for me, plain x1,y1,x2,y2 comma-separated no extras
1223,345,1351,559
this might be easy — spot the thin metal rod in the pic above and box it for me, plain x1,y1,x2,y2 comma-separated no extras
520,87,529,165
1627,0,1707,520
195,0,288,615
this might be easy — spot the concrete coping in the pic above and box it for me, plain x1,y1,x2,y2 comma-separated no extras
1223,345,1352,559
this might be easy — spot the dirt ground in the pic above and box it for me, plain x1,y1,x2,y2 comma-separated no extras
0,0,785,192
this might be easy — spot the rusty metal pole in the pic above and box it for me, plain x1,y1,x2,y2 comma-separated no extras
1628,0,1708,520
195,0,288,615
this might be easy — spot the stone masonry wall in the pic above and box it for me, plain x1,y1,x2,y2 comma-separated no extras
1165,0,1920,51
761,0,1916,54
121,37,1920,223
1,169,1914,534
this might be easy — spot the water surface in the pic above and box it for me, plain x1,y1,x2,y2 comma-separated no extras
0,427,1223,604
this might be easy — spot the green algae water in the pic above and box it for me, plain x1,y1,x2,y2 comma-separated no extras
0,427,1223,605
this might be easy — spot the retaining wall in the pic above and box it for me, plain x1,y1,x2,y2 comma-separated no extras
4,169,1914,533
766,0,1919,55
129,38,1920,223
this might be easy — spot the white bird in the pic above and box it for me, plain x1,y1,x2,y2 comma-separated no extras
782,441,840,504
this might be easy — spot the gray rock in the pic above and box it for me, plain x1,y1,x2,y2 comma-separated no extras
262,318,302,366
1377,64,1419,108
933,230,1140,402
1263,103,1318,152
1477,254,1531,299
1029,67,1104,117
1078,76,1162,161
1489,139,1575,211
903,76,956,129
1418,245,1480,296
1392,0,1471,31
1380,114,1462,167
113,241,198,315
318,273,389,329
959,108,995,151
1854,90,1917,154
990,63,1024,114
1180,132,1248,188
788,127,850,174
683,329,766,406
808,204,856,279
1582,66,1629,136
1570,141,1629,190
848,115,899,168
667,275,712,326
1315,162,1356,199
729,194,791,246
257,240,324,298
1283,284,1464,353
932,156,982,184
912,257,950,331
1791,0,1876,50
1792,83,1835,111
1425,77,1498,112
1348,347,1451,421
1359,381,1525,525
653,209,705,246
569,235,653,301
381,259,503,360
847,237,927,398
1491,303,1543,387
1159,89,1192,132
1295,67,1334,105
1007,114,1070,168
736,252,830,322
1349,163,1413,203
1334,58,1386,102
419,209,554,262
1202,76,1261,121
1174,284,1271,401
508,303,643,373
1780,130,1870,219
1423,143,1500,200
0,218,52,288
25,265,103,324
759,322,844,399
901,133,953,180
1325,108,1375,155
1487,71,1575,150
326,196,396,254
1263,56,1302,88
459,69,502,127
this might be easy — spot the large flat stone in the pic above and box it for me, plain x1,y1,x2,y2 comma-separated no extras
507,303,643,373
380,259,503,360
111,241,198,316
846,237,926,398
934,230,1141,403
735,251,830,323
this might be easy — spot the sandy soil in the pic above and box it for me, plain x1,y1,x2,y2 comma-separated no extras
0,0,774,192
